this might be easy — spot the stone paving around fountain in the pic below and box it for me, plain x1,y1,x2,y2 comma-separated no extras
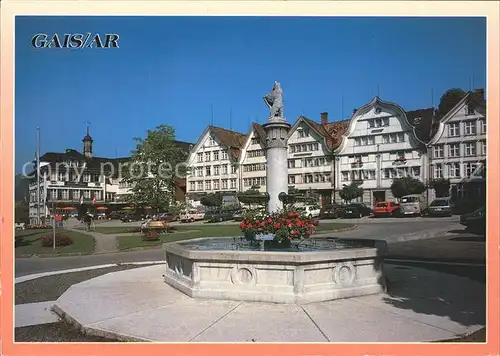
51,263,485,342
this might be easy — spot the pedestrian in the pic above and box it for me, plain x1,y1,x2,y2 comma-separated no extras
83,213,92,231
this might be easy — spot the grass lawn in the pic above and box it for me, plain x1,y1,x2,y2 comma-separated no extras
15,229,96,257
117,222,353,251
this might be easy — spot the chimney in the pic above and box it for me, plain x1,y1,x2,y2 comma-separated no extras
320,112,328,125
475,88,484,100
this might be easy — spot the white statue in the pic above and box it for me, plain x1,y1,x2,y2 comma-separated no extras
264,81,284,120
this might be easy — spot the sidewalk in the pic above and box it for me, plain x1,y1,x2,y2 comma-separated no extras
67,228,118,254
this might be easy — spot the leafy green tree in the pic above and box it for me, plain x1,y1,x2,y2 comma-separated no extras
339,183,363,203
428,178,451,198
390,176,426,199
200,193,223,207
237,186,268,207
122,124,187,213
437,88,466,118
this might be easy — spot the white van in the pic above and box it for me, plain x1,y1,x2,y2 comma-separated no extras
399,194,427,216
301,205,321,218
180,209,205,223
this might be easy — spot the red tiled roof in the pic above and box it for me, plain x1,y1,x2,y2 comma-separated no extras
209,125,247,160
300,116,350,150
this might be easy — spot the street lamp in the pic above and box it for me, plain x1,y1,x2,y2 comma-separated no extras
46,195,56,251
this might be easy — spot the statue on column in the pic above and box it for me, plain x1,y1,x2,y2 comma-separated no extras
264,81,284,120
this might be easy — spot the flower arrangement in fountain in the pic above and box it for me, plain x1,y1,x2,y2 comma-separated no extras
239,209,317,243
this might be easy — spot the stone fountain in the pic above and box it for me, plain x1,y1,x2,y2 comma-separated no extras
163,82,386,304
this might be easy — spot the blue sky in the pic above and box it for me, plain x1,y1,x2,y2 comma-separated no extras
15,16,486,173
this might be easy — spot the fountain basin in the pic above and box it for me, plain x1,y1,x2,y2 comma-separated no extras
163,237,387,304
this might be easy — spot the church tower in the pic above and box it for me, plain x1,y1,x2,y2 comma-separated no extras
82,122,93,158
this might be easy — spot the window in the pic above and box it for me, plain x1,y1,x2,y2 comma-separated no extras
213,151,219,160
290,146,296,153
288,175,295,184
208,137,215,146
464,142,476,156
434,164,443,178
230,179,236,189
481,140,487,155
298,130,306,138
94,191,101,200
411,167,421,177
231,165,237,174
355,136,375,146
248,149,265,158
383,133,405,144
465,163,477,177
251,137,260,145
244,179,251,187
196,167,203,177
448,123,459,137
205,166,211,176
466,104,475,116
482,120,487,134
61,189,69,199
314,174,320,183
221,179,228,189
288,160,295,168
205,152,211,162
314,143,319,151
464,121,476,135
51,189,57,199
83,174,90,182
449,163,460,178
305,174,313,183
433,145,444,159
197,153,203,162
72,190,79,199
396,151,406,159
221,150,228,160
366,170,376,180
214,165,220,175
222,165,228,175
341,171,349,181
84,190,91,198
213,180,219,190
197,181,203,190
205,181,211,190
449,144,460,157
369,118,389,128
189,182,195,191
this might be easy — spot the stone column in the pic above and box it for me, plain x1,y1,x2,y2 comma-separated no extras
263,118,291,213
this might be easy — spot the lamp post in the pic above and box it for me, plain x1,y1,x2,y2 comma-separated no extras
46,196,56,251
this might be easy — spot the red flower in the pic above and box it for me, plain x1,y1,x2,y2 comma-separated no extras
260,221,266,227
267,218,272,223
274,223,281,229
248,223,253,229
239,222,245,229
255,219,260,224
286,219,291,224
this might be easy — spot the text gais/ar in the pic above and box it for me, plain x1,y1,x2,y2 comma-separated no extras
31,33,119,49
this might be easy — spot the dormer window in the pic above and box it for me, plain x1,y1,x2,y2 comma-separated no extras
466,103,475,116
297,129,307,138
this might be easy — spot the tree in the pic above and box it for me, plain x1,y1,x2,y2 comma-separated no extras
237,186,268,207
122,125,187,213
437,88,466,118
428,178,451,198
338,183,363,203
200,193,223,207
390,177,426,199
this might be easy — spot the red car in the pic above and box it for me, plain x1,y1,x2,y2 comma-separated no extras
374,201,400,217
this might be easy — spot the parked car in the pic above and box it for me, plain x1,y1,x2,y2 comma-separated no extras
15,222,26,230
158,213,178,222
341,202,373,218
205,209,234,223
427,198,453,217
107,211,124,220
399,194,427,217
121,213,143,222
460,206,486,234
299,205,321,218
319,204,343,219
232,209,244,221
373,201,400,217
179,210,205,223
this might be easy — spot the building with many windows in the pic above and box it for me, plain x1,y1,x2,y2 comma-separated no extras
427,89,486,201
334,97,433,205
185,125,247,205
28,128,192,224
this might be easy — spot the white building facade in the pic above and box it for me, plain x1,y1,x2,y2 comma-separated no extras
185,126,245,205
334,97,428,205
427,90,486,201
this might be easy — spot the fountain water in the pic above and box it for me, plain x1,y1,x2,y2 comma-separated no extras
163,82,386,304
